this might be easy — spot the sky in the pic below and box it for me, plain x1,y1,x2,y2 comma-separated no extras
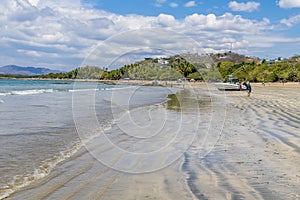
0,0,300,70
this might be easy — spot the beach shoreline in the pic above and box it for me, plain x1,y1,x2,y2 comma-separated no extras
3,76,300,87
4,83,300,200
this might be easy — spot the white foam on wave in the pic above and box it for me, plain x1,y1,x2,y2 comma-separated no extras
0,93,8,96
67,86,137,93
0,140,83,200
11,89,54,95
0,89,54,97
69,88,99,92
0,121,114,199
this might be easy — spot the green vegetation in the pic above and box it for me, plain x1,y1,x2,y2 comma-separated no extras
38,56,204,81
216,60,300,82
4,53,300,83
0,74,39,78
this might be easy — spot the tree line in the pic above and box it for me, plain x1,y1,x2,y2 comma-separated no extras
37,54,300,82
216,59,300,82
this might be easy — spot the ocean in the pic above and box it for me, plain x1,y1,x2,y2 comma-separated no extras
0,79,183,199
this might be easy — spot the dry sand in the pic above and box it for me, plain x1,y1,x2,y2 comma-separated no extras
185,84,300,199
7,83,300,200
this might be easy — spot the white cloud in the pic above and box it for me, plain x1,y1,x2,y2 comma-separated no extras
228,1,260,12
169,2,179,8
37,0,83,9
280,14,300,27
0,0,297,70
184,13,269,34
184,1,196,7
278,0,300,8
27,0,40,7
157,14,177,27
17,49,41,57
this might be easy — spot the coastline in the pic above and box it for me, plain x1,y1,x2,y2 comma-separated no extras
2,75,300,89
4,83,300,199
1,83,180,199
11,77,300,87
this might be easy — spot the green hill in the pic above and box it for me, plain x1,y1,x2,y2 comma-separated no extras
37,53,300,83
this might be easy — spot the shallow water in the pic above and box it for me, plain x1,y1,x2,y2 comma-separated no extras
6,84,299,200
0,79,181,199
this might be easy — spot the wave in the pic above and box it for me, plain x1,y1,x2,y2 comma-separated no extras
100,86,138,91
0,86,136,96
0,89,54,96
68,88,99,92
0,93,8,96
69,86,136,92
0,140,83,200
0,122,113,200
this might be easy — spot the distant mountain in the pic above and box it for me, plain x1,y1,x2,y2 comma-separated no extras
0,65,61,76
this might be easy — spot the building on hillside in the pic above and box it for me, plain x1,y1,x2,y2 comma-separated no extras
266,57,283,65
157,58,169,64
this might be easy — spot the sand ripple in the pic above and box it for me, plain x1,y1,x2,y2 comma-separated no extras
8,85,300,200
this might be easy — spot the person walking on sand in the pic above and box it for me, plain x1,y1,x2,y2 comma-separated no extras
246,81,252,97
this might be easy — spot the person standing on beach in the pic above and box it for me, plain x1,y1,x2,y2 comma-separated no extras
246,81,252,97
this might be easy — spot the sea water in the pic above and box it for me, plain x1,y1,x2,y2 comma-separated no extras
0,79,177,199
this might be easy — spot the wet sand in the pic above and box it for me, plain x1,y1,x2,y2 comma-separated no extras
184,84,300,199
8,84,300,200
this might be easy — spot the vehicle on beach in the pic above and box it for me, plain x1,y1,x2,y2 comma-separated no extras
215,75,247,91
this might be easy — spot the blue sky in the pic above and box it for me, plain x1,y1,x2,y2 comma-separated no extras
90,0,297,20
0,0,300,70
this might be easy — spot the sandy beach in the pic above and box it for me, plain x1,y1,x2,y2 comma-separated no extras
6,83,300,200
1,0,300,199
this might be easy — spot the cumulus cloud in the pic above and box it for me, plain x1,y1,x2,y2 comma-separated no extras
280,14,300,27
278,0,300,8
184,13,269,34
36,0,83,8
184,1,196,7
228,1,260,12
157,14,177,27
0,0,296,70
27,0,39,6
